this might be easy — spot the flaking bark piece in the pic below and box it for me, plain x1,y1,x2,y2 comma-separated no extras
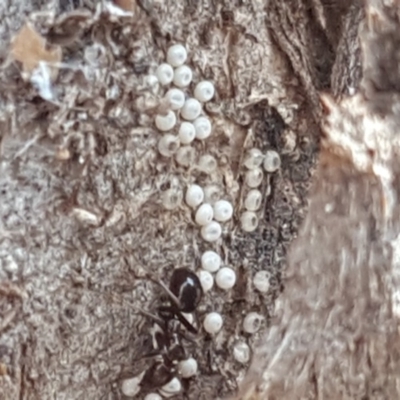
10,22,62,80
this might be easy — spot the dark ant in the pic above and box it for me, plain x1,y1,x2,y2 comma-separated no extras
143,267,203,334
139,322,187,391
136,267,203,392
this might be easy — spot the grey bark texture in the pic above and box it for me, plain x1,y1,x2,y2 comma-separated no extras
234,0,400,399
0,0,398,399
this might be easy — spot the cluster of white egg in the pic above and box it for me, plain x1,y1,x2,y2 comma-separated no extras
240,148,281,232
123,45,282,399
154,44,215,164
185,183,233,242
197,253,265,361
194,250,236,335
156,45,232,245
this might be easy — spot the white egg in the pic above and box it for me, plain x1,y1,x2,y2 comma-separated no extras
181,98,202,120
215,267,236,290
195,203,214,226
194,80,215,102
253,270,271,293
144,74,160,93
233,341,251,364
243,148,264,169
203,185,221,204
121,374,143,397
158,134,179,157
175,146,196,167
197,154,217,174
245,168,264,188
197,269,214,292
263,149,281,172
213,200,233,222
201,221,222,242
178,122,196,144
243,312,264,334
240,211,258,232
178,357,198,378
144,394,162,400
203,312,223,334
160,377,182,397
185,184,204,208
173,65,193,88
155,110,176,131
165,88,185,110
193,116,212,140
167,44,187,67
244,189,262,211
201,251,221,272
162,188,183,210
156,63,174,85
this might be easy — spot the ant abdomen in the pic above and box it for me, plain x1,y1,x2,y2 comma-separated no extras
169,267,203,313
141,360,174,391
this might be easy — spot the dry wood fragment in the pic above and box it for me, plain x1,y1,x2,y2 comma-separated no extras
10,22,62,79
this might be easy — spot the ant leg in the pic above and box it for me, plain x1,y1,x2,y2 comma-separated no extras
132,306,166,327
127,269,181,310
141,273,181,309
137,350,164,360
158,305,198,334
150,278,182,310
176,311,198,334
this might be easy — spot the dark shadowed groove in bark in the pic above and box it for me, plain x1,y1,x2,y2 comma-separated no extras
331,2,364,99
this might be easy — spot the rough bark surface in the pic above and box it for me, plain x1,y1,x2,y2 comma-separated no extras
234,0,400,399
0,0,397,399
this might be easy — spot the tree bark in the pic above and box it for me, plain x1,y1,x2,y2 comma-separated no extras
1,0,399,399
235,1,400,398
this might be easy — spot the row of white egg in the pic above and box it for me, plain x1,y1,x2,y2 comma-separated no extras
203,310,265,336
238,148,282,232
201,252,271,294
244,148,281,172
